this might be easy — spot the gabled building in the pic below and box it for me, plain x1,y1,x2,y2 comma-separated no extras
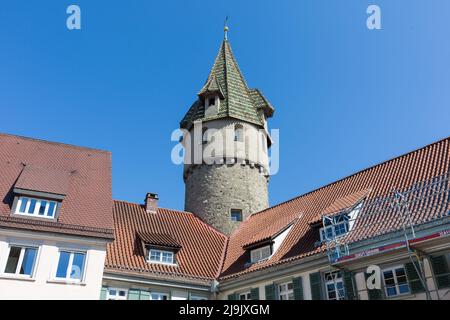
101,196,227,300
0,133,114,299
218,137,450,300
2,27,450,301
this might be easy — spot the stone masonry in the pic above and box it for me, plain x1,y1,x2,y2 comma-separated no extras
185,163,269,235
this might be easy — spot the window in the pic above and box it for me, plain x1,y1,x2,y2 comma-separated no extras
382,266,410,297
202,127,208,144
250,245,271,264
149,249,174,264
230,209,243,222
239,292,251,300
278,282,294,300
151,292,169,300
208,98,215,107
107,288,128,300
325,272,345,300
319,202,363,242
190,294,207,300
55,251,86,281
15,196,57,219
234,124,244,142
4,245,37,277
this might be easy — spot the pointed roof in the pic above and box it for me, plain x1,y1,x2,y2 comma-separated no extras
198,75,224,99
181,39,274,129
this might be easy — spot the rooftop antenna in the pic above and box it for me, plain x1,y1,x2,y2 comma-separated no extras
224,16,229,40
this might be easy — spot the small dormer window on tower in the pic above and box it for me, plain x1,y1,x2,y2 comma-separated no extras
208,97,215,107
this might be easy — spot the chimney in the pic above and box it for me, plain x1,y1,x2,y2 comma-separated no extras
145,193,159,213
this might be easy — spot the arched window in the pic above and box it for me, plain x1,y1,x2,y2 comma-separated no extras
234,124,244,142
202,127,208,144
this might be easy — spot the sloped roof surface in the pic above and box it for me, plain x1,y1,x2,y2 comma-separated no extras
220,137,450,279
15,165,71,196
0,133,114,239
105,201,228,281
181,39,273,129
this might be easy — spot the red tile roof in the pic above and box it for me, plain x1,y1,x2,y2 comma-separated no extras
15,165,71,196
137,231,182,250
220,137,450,280
105,201,227,281
309,188,372,224
0,133,114,239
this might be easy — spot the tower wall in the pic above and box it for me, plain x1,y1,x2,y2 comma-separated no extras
185,162,269,235
183,119,270,235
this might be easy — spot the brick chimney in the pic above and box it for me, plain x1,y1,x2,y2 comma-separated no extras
145,193,159,213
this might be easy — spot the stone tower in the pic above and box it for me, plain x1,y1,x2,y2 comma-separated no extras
180,27,275,235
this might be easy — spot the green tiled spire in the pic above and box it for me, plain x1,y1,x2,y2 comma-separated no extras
180,38,274,130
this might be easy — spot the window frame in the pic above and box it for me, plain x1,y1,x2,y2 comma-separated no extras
381,265,410,298
202,127,209,144
234,124,244,142
278,281,294,300
239,291,251,300
54,250,87,283
2,244,39,278
148,248,175,265
106,287,128,300
250,245,272,264
150,292,170,300
324,272,345,300
319,202,363,242
14,196,58,219
230,209,243,222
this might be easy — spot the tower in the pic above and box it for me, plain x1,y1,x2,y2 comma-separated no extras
180,26,275,235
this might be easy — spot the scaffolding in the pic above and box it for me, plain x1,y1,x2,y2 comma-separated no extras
321,172,450,299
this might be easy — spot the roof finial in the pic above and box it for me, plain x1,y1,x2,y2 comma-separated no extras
224,16,229,40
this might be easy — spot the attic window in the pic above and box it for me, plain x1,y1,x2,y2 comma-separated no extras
319,202,363,242
250,245,272,264
208,97,215,107
148,249,175,265
14,196,58,219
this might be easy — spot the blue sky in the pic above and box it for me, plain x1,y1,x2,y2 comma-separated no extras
1,1,449,210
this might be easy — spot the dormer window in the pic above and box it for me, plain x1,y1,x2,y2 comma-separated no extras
149,249,174,264
14,196,58,219
319,202,363,242
250,245,272,263
137,232,181,266
204,94,220,117
243,222,294,265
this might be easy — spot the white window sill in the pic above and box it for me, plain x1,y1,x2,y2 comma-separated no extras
385,293,415,300
146,260,178,267
0,274,36,282
47,279,86,286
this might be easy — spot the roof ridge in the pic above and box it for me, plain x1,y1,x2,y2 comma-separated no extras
222,40,230,116
0,132,110,154
249,135,450,218
113,199,194,215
